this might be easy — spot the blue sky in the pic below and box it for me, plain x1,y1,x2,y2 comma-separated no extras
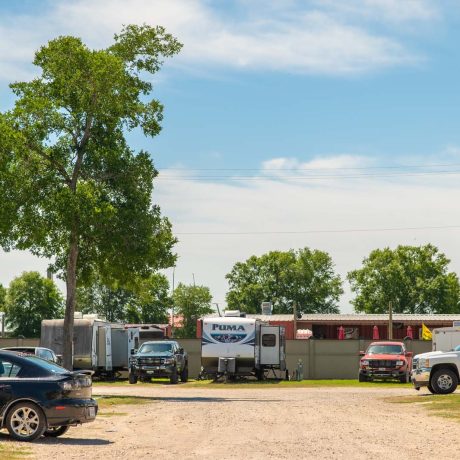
1,1,460,312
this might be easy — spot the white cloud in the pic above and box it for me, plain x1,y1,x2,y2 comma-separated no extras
154,154,460,311
0,0,438,82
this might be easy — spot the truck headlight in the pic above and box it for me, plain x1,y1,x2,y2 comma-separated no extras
420,358,430,368
164,358,175,365
361,360,369,366
396,360,405,366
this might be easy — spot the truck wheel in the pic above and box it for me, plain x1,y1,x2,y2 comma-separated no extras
170,368,179,384
431,368,458,394
427,384,436,394
358,373,368,382
180,366,188,383
128,372,138,384
44,426,70,437
6,402,46,442
399,371,410,384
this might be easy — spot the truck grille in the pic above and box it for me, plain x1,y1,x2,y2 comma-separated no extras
368,360,397,369
138,357,165,366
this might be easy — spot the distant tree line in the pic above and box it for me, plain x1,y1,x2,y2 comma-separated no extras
2,243,459,339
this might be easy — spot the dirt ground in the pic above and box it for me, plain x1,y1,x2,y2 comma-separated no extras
3,384,460,459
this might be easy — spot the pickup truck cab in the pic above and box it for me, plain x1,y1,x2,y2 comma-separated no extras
359,341,412,383
412,347,460,394
129,340,188,384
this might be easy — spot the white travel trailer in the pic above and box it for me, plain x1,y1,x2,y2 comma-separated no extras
432,326,460,351
41,316,139,377
201,313,287,380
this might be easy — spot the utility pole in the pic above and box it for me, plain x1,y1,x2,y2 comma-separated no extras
388,301,393,340
192,273,196,287
171,268,175,338
293,301,298,340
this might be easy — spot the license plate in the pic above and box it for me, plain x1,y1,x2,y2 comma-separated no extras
88,407,96,418
378,368,386,371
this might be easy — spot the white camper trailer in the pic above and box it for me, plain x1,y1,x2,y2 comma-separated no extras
432,326,460,351
40,317,139,377
201,313,287,380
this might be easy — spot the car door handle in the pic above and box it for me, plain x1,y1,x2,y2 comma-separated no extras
0,385,11,391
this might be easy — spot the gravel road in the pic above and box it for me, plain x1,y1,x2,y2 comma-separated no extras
3,384,459,459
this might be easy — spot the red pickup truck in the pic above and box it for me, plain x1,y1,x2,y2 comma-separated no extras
359,341,413,383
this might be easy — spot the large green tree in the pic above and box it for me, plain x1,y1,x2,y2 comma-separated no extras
0,25,181,368
347,244,460,314
5,272,64,337
226,248,343,314
0,284,6,311
173,284,213,338
77,273,171,324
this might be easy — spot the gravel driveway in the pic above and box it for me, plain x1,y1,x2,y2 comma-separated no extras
4,384,459,459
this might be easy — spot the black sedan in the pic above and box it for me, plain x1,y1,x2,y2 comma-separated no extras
0,350,97,441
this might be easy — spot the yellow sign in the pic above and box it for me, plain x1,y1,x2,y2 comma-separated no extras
422,323,432,340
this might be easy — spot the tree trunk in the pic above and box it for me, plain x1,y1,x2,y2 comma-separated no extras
62,230,79,370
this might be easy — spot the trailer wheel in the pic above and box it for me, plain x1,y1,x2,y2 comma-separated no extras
128,372,138,384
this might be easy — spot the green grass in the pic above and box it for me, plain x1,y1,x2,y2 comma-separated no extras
387,393,460,421
0,442,31,459
94,395,156,417
93,378,412,389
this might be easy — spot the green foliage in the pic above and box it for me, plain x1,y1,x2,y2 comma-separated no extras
5,272,64,337
77,273,172,324
347,244,460,313
0,284,6,311
173,284,213,338
226,248,343,314
0,24,181,286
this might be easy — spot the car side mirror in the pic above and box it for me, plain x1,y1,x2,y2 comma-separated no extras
405,351,413,357
359,351,365,356
131,349,137,355
179,348,184,354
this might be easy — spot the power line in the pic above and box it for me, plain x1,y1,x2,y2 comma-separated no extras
157,162,460,172
156,169,460,181
175,224,460,236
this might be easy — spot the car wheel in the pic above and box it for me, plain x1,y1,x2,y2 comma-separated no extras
170,368,179,384
128,372,138,384
180,366,188,383
6,402,46,442
431,368,458,395
44,426,70,437
358,373,368,382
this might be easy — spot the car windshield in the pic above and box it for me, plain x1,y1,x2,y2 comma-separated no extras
366,345,403,355
139,343,173,354
22,355,69,374
455,345,460,351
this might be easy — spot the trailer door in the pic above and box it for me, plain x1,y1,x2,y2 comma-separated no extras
259,325,280,366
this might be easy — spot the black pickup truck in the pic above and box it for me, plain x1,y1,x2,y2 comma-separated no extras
129,340,188,384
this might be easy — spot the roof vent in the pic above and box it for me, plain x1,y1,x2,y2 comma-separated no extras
261,302,272,315
224,310,241,317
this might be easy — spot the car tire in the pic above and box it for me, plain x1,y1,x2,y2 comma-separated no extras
431,368,458,394
128,372,138,384
358,373,368,382
180,366,189,383
44,426,70,437
170,368,179,384
6,402,47,442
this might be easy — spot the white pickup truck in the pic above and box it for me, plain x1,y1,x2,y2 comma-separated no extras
411,346,460,394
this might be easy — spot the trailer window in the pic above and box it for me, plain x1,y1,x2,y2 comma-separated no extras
262,334,276,347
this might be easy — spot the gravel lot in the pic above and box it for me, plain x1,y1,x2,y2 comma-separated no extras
3,384,460,459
